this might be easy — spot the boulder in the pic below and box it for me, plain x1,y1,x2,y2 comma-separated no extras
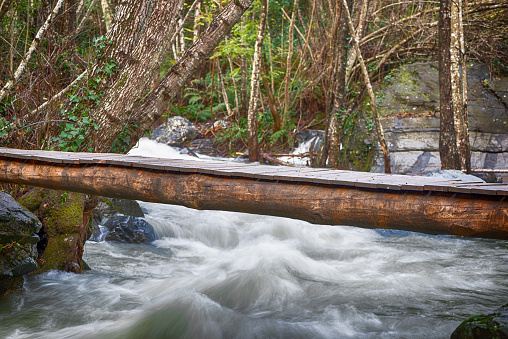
188,138,220,156
150,116,198,147
451,303,508,339
100,215,156,244
94,197,144,220
90,198,145,240
17,188,97,274
0,192,42,296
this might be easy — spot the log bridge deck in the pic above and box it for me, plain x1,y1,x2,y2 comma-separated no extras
0,148,507,240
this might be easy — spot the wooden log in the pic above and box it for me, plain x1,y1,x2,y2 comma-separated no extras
0,158,507,240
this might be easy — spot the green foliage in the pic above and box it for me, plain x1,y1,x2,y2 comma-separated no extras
215,118,248,150
50,40,118,152
110,122,138,153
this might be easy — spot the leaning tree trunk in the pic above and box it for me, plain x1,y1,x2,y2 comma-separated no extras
84,0,183,152
342,0,391,173
90,0,256,151
247,0,268,162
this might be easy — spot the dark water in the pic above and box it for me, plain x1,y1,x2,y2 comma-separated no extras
1,201,507,339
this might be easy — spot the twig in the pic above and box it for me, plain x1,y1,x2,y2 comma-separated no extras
0,0,65,101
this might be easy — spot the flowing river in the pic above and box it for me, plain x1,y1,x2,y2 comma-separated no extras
1,140,507,338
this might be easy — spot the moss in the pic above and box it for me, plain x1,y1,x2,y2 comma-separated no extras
17,188,45,211
17,188,88,274
42,191,84,235
34,234,81,274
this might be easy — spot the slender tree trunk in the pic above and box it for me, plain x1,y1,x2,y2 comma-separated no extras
63,0,77,36
326,0,349,168
193,0,202,40
262,57,281,132
439,0,470,171
283,0,298,127
247,0,268,162
217,58,233,117
342,0,391,173
101,0,113,31
450,0,471,172
227,52,241,114
240,28,249,119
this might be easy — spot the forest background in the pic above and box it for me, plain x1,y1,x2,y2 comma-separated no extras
0,0,506,172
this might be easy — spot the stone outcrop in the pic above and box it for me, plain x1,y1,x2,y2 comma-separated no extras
372,62,508,175
97,215,156,244
151,116,198,147
451,303,508,338
0,192,42,296
17,188,96,274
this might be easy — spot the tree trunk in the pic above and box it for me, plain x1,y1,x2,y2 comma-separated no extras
439,0,470,172
321,0,349,169
85,0,183,152
247,0,268,162
450,0,471,173
240,39,249,118
105,0,255,151
342,0,391,173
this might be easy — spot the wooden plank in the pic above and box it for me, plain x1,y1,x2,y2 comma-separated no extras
1,148,507,196
2,157,507,240
449,183,508,196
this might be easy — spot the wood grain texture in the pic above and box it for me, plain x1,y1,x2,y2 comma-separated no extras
0,155,506,240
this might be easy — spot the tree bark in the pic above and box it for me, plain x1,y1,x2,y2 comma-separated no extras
91,0,255,152
2,158,507,240
247,0,268,162
320,0,349,168
86,0,183,152
439,0,470,172
450,0,471,172
342,0,391,173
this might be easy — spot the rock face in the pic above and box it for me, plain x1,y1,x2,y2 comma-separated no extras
451,303,508,339
0,192,42,296
17,188,96,274
151,116,198,147
101,215,156,244
372,63,508,175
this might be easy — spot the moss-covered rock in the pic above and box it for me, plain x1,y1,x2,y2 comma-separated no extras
0,192,42,296
451,304,508,339
17,188,97,274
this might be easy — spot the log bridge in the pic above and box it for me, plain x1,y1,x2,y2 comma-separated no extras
0,148,507,240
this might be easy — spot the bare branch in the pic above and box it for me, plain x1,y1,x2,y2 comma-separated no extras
0,0,65,101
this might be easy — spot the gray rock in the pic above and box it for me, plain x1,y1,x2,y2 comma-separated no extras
451,303,508,339
0,192,42,296
189,138,220,156
100,215,157,244
99,198,144,218
150,116,198,147
0,192,42,236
